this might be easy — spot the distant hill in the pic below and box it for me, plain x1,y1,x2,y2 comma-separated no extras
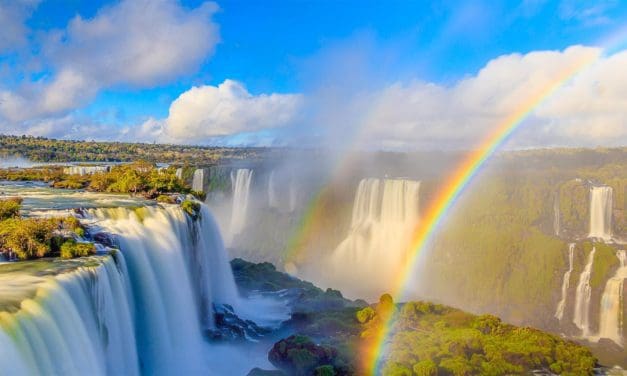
0,134,269,164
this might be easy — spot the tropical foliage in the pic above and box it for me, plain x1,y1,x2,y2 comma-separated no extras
0,199,91,260
0,134,264,163
359,295,597,376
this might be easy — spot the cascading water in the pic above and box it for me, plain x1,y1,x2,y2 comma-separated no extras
63,165,110,176
555,243,575,321
589,186,613,241
0,202,241,376
268,170,278,208
228,169,253,243
327,178,420,299
289,177,297,212
175,167,183,180
0,256,139,375
192,168,205,192
573,247,596,337
87,205,238,331
597,250,626,346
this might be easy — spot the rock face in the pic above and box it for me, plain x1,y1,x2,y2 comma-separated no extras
205,304,270,341
268,335,339,376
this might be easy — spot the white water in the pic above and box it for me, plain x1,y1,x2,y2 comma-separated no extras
0,203,242,375
0,256,139,375
268,170,278,208
573,247,596,337
175,167,183,180
589,186,613,241
289,177,297,212
327,178,420,299
192,168,205,192
64,165,110,176
555,243,575,321
597,250,626,346
228,169,253,243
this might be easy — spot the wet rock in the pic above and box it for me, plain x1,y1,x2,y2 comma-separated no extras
205,303,271,342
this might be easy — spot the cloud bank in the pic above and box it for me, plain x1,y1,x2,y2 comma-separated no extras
295,45,626,149
0,0,625,151
0,0,219,124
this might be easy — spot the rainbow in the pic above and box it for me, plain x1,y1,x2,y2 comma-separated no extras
364,50,600,374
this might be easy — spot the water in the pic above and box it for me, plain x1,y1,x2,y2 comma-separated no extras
573,247,596,337
555,243,575,321
589,186,613,241
597,250,626,346
0,185,289,375
0,256,139,375
228,169,253,243
192,168,205,192
328,178,420,300
0,155,35,168
0,181,150,215
289,177,297,212
176,168,183,180
63,166,110,176
268,170,278,208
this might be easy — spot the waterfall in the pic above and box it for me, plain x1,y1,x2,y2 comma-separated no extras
0,256,139,375
268,170,278,208
573,247,596,337
63,165,110,176
328,178,420,299
0,203,240,375
175,168,183,180
597,250,626,346
88,205,238,332
192,168,205,192
289,178,297,212
555,243,575,321
229,169,253,243
553,194,560,236
589,186,613,241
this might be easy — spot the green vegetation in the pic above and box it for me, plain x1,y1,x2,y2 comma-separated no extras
583,241,620,289
0,166,65,182
0,199,92,260
0,134,265,163
234,259,597,376
359,295,597,376
60,240,96,259
0,197,22,220
268,335,350,376
181,200,201,219
1,161,191,197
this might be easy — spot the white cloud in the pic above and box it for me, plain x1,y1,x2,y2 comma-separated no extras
155,79,303,142
45,0,219,87
315,45,626,149
0,0,39,52
0,0,219,124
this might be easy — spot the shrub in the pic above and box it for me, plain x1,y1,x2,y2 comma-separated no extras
356,307,376,324
0,218,58,259
60,240,96,259
191,190,206,201
413,360,437,376
181,200,201,219
0,197,22,220
156,195,176,204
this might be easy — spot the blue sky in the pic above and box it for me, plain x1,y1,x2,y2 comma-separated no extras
1,0,626,148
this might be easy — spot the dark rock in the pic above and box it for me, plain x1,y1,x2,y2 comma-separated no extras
92,231,116,248
268,335,339,376
205,303,271,342
246,368,286,376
